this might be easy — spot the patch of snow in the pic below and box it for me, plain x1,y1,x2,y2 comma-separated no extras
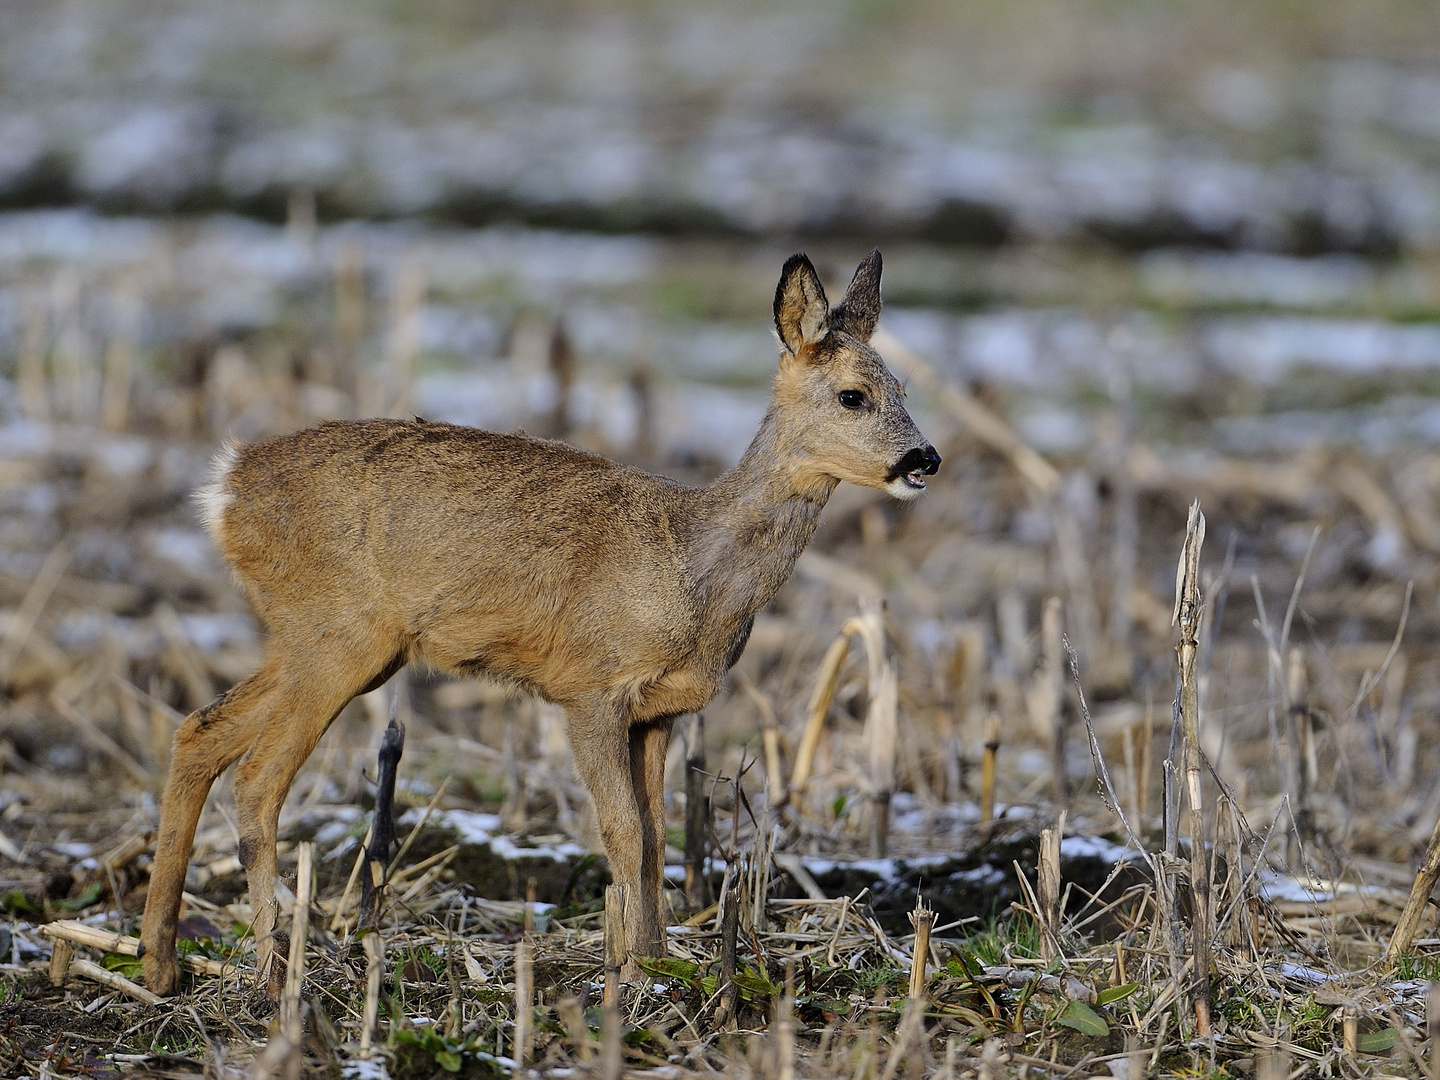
800,854,954,881
1060,835,1142,864
663,857,728,882
340,1058,390,1080
1276,963,1334,984
401,807,588,862
1256,871,1382,904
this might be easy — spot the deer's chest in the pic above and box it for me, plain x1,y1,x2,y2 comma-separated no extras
631,614,756,721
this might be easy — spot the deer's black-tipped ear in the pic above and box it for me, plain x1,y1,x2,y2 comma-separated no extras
774,253,830,355
830,249,882,342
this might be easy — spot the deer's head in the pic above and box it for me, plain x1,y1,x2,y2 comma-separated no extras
772,250,940,500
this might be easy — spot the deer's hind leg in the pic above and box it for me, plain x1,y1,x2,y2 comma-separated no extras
142,662,285,995
630,717,674,957
232,646,399,992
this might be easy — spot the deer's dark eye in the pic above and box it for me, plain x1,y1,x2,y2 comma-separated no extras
838,390,867,410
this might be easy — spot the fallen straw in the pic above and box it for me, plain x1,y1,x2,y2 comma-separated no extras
68,957,161,1006
39,920,231,977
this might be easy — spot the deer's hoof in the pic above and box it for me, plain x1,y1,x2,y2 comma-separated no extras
142,949,181,997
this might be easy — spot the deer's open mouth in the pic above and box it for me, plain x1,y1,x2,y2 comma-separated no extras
888,445,942,492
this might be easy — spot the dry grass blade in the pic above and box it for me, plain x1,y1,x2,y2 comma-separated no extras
1174,499,1212,1038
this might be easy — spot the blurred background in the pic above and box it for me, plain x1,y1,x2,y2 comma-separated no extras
6,0,1440,908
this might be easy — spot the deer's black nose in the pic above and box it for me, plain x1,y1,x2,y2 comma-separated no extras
918,445,941,475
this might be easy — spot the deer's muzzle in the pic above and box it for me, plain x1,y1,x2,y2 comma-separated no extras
889,445,942,490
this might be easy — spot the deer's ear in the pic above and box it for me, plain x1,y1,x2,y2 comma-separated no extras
774,253,830,355
829,249,882,342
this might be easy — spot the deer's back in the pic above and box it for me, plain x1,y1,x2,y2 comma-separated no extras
210,419,704,704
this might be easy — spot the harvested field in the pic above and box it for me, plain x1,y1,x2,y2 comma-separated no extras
5,2,1440,1078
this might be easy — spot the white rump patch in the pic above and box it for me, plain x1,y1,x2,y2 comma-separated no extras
194,439,240,541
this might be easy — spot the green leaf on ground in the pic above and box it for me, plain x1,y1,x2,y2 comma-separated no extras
101,952,145,979
55,881,105,911
1357,1028,1399,1054
636,955,702,988
1096,983,1139,1006
1054,999,1109,1037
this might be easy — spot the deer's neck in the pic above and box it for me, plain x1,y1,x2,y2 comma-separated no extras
686,405,836,629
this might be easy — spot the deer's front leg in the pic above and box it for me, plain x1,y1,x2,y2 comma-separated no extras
567,704,648,964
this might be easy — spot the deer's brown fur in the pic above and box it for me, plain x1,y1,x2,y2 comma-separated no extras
139,251,938,995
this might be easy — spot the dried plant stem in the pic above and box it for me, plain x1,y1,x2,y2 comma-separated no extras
360,932,383,1055
600,994,622,1080
281,841,313,1040
792,633,850,796
1034,597,1067,807
980,714,1000,825
908,897,934,1000
773,962,796,1080
69,957,160,1005
868,659,898,858
331,823,372,934
39,920,229,977
1038,818,1063,964
1173,500,1212,1038
501,713,526,832
603,883,626,1008
739,673,788,807
48,937,74,986
514,938,533,1069
1286,647,1315,843
1426,982,1440,1080
1216,795,1251,959
714,870,741,1029
557,995,592,1062
683,714,708,908
1387,809,1440,963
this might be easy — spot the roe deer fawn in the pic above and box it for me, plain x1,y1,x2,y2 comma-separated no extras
139,250,940,995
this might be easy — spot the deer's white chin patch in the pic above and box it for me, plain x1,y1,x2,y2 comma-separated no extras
886,474,926,500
